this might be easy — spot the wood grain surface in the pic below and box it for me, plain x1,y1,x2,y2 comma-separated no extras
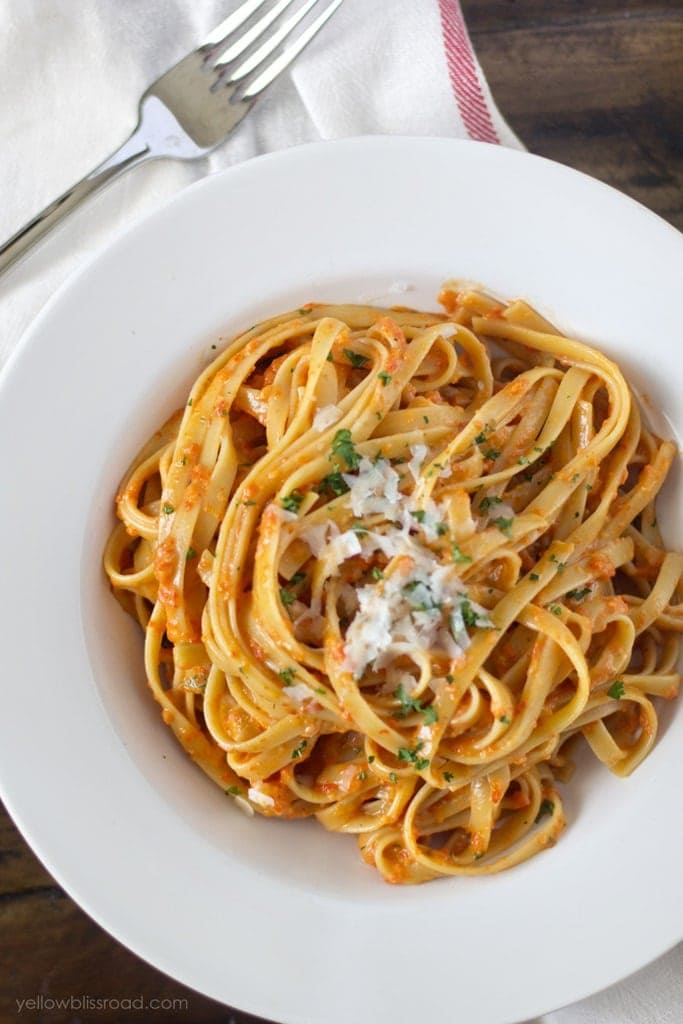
2,3,681,1023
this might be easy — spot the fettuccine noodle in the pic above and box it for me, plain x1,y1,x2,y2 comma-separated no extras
104,286,682,884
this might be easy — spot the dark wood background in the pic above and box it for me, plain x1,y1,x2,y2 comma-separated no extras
2,2,681,1022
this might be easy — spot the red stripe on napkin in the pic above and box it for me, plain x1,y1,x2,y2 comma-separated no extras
438,0,500,144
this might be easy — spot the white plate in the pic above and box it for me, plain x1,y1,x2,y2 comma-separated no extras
1,137,681,1024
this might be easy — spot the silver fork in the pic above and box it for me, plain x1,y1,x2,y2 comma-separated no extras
0,0,343,275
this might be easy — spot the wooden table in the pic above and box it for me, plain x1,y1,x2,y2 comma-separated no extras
2,3,681,1021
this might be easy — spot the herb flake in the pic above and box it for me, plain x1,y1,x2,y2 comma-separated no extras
451,542,472,564
343,348,369,369
494,516,513,539
331,429,360,471
281,490,304,513
535,799,555,823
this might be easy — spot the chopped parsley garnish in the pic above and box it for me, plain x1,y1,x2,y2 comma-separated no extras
316,471,350,497
474,424,492,445
226,786,241,796
411,510,427,523
279,572,305,609
484,449,501,461
291,739,308,759
446,674,455,683
608,680,625,700
389,772,398,783
243,499,257,506
394,683,439,724
494,516,513,538
161,503,175,515
331,429,360,471
371,566,384,581
518,456,530,465
378,371,392,385
281,490,304,513
186,548,197,560
479,496,502,512
397,744,430,771
443,771,454,783
358,770,368,781
368,755,376,763
343,348,369,368
499,715,511,724
549,553,565,572
549,604,563,616
279,667,297,685
460,599,479,628
566,587,591,602
529,572,540,581
351,521,369,536
535,798,555,823
451,543,472,564
436,522,449,536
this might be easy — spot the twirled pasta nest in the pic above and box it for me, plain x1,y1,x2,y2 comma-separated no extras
105,285,682,884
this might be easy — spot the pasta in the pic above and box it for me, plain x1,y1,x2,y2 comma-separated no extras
104,285,682,884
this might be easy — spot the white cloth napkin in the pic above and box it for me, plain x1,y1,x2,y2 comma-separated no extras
0,2,680,1021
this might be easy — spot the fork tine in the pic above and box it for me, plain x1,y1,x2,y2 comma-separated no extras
212,0,299,68
200,0,270,50
240,0,343,99
226,0,320,83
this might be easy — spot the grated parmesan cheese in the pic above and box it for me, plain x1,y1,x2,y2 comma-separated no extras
341,538,494,679
407,445,428,482
248,787,275,809
325,530,362,566
283,682,317,704
299,520,337,557
343,456,402,520
313,404,343,431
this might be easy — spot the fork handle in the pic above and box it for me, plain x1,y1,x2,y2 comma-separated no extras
0,129,151,276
